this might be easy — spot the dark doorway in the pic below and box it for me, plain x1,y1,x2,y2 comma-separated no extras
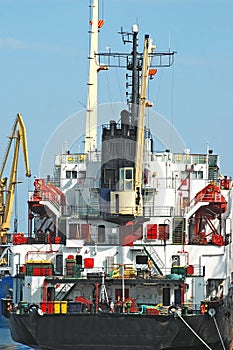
163,288,170,306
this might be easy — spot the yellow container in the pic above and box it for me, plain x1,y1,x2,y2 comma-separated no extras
60,301,67,314
54,301,61,314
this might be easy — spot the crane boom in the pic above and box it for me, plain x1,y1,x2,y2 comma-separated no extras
0,114,31,243
134,34,154,215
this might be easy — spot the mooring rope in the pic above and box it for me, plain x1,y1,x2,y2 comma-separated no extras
212,316,226,350
175,312,212,350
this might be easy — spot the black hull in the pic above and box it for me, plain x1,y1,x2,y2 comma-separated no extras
8,309,233,350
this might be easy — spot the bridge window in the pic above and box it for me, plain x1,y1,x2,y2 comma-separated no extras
119,167,133,191
66,170,77,179
66,170,71,178
72,171,77,179
191,171,203,179
104,169,115,187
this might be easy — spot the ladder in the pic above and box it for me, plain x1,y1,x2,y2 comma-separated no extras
173,217,185,244
143,246,164,275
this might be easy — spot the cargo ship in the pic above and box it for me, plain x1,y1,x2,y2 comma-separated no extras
2,1,233,349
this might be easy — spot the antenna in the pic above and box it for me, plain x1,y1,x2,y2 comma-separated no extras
97,26,176,127
168,30,171,51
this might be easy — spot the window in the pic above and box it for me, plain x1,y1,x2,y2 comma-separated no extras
181,171,188,179
119,167,133,191
66,170,77,179
136,255,148,264
119,168,124,190
79,171,86,179
72,171,77,179
66,170,71,178
104,169,115,187
125,169,132,179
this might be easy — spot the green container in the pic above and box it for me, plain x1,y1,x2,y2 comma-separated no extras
19,302,29,314
171,266,185,275
182,306,188,316
74,264,82,278
26,264,33,276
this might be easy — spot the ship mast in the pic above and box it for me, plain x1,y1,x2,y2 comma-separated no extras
85,0,99,154
131,25,139,126
98,27,175,218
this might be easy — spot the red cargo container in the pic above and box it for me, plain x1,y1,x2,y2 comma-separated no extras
84,258,94,268
19,265,26,274
40,302,47,313
47,301,54,314
33,268,41,276
186,265,194,275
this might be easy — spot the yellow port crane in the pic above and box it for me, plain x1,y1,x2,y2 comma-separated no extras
0,113,31,245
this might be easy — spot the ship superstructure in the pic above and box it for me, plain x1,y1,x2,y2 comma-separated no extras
3,1,233,349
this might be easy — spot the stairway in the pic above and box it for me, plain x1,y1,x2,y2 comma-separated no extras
143,246,164,275
172,217,185,244
56,283,75,301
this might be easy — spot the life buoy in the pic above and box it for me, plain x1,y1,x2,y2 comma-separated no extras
29,303,39,312
37,308,44,316
98,302,110,313
29,303,44,316
168,305,178,314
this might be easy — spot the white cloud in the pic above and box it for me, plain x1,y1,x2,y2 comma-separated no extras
0,36,76,55
0,37,27,49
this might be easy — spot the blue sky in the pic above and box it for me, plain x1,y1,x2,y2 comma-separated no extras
0,0,233,231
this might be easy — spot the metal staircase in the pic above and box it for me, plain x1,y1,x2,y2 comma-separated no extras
143,246,164,275
55,283,75,301
172,217,185,244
